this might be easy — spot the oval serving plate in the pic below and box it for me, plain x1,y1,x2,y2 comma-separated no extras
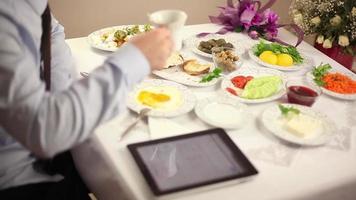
195,96,252,129
261,103,337,146
153,53,219,87
306,70,356,101
221,67,286,104
248,49,311,72
127,79,196,117
184,34,245,58
87,25,151,52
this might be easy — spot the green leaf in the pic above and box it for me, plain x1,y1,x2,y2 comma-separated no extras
200,67,222,83
279,104,300,117
253,40,304,64
312,63,332,86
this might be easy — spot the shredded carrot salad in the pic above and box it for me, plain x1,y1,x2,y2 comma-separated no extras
322,72,356,94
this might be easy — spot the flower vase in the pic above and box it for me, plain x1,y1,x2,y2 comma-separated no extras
314,42,354,70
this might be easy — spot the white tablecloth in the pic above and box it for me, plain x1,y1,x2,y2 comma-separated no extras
67,24,356,200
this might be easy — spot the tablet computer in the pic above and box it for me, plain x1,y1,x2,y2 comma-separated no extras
128,128,258,196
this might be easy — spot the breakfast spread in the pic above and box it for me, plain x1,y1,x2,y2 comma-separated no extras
117,30,340,147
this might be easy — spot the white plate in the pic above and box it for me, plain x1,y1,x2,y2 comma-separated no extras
221,67,286,103
184,34,245,58
153,55,218,87
261,104,337,146
195,97,251,129
248,49,309,71
87,25,150,52
127,79,196,117
306,71,356,101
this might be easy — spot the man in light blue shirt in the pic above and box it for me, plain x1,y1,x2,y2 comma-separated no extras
0,0,173,199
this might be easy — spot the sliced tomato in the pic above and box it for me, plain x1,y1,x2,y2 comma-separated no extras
231,76,246,89
231,76,254,89
226,87,237,96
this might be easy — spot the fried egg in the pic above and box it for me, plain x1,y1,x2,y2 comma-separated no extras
136,86,183,111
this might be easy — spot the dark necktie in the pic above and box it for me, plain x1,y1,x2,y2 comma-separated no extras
33,4,54,175
40,5,51,91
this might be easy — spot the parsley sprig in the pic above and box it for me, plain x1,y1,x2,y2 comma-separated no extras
200,67,222,83
253,40,304,64
279,104,300,117
312,63,332,86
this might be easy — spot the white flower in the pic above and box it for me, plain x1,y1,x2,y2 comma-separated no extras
330,15,341,26
293,13,303,26
316,35,324,44
311,16,321,26
292,9,299,15
322,39,333,49
338,35,350,47
352,7,356,17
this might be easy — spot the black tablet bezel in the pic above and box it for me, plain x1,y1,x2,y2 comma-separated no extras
127,128,258,196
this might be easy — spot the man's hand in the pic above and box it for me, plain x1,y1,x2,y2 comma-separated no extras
130,28,173,71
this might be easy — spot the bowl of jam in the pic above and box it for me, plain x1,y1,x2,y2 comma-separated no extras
286,78,322,106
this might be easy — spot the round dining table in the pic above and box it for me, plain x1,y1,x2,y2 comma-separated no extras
67,24,356,200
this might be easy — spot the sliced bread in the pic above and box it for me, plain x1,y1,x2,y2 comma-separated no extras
182,59,211,75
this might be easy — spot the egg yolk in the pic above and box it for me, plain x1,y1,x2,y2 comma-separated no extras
259,51,278,65
277,54,293,66
138,91,171,108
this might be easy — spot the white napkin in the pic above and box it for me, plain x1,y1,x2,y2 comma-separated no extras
148,117,191,139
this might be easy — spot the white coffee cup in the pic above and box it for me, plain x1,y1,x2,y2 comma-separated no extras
148,10,188,51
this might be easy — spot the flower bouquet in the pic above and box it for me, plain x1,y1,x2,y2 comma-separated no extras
290,0,355,68
199,0,303,46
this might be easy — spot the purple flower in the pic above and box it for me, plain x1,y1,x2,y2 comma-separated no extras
265,9,279,25
264,9,279,37
240,3,256,29
253,13,267,26
238,0,255,15
202,0,281,40
248,30,259,39
198,0,303,46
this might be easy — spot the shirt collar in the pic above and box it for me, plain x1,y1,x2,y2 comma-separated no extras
25,0,48,15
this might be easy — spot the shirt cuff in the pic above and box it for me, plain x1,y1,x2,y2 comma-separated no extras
106,43,150,84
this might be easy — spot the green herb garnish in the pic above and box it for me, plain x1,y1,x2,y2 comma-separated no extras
253,40,304,64
312,63,332,86
279,104,300,116
200,67,222,83
114,24,152,41
144,24,152,32
125,25,140,35
114,30,127,40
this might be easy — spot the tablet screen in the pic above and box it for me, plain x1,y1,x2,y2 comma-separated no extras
128,128,257,195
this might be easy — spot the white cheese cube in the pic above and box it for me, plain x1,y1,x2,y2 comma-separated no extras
284,114,322,138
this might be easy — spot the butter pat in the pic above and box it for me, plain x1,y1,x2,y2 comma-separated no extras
284,114,322,138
